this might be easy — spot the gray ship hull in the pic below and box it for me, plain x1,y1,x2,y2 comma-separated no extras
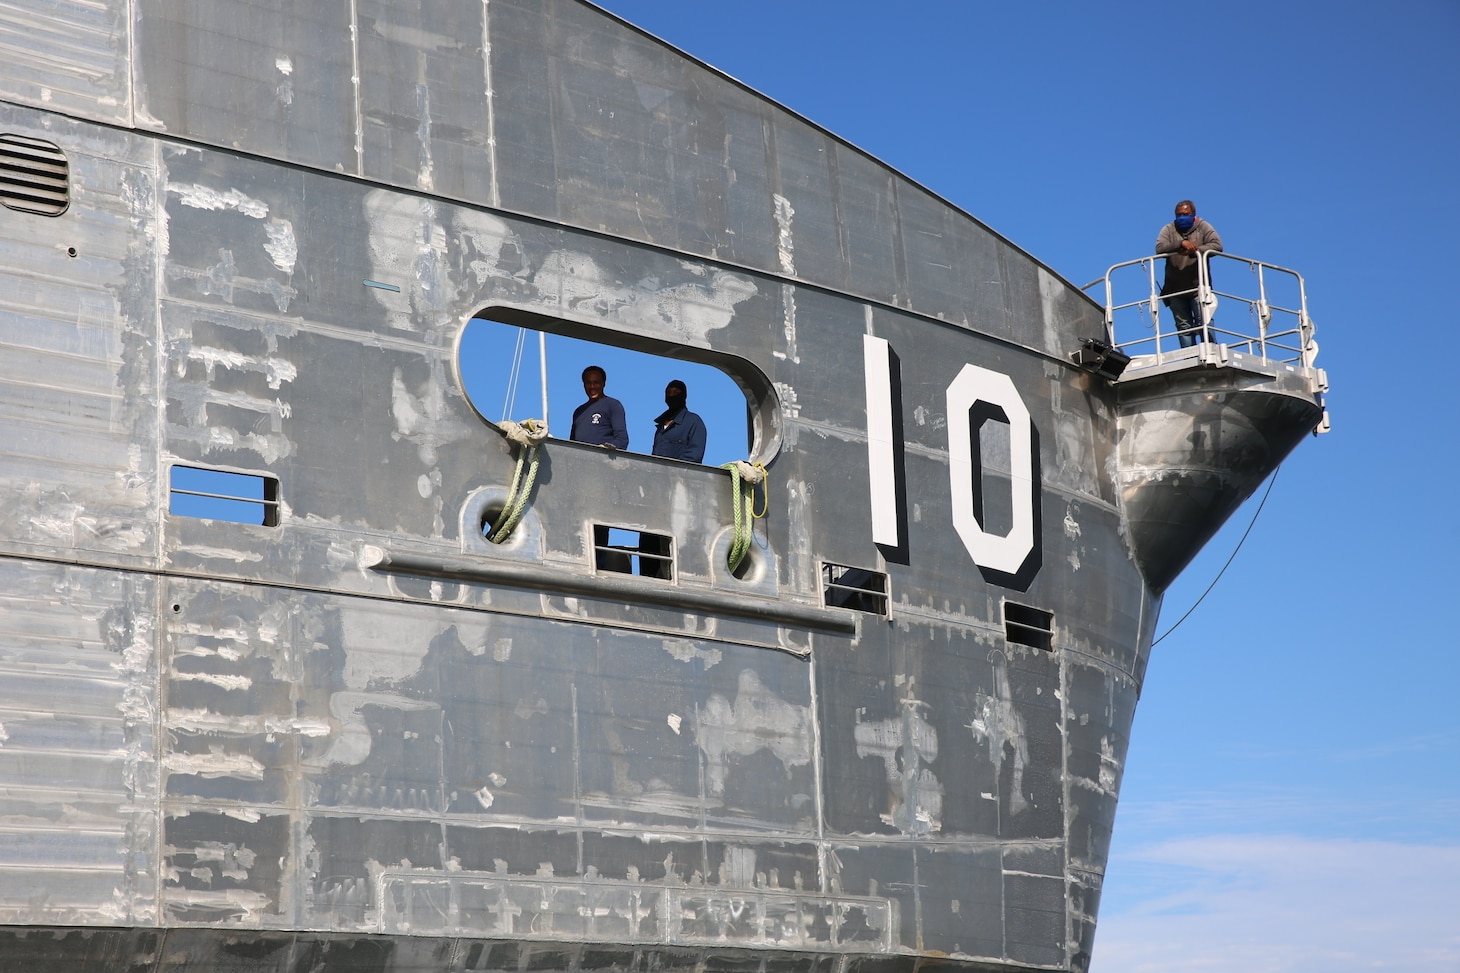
0,2,1323,970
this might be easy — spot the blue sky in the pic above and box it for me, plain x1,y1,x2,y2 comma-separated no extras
533,3,1458,969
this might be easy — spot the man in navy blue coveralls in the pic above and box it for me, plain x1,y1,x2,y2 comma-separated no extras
650,380,706,463
641,380,707,576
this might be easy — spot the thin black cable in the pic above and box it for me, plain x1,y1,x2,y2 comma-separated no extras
1151,466,1280,647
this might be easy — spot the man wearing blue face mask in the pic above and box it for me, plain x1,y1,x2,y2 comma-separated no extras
1155,200,1223,347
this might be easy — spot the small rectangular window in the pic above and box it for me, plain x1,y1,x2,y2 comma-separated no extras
822,563,889,615
592,525,673,579
1004,602,1053,651
170,466,280,526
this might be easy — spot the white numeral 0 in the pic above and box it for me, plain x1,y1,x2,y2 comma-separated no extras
946,364,1035,576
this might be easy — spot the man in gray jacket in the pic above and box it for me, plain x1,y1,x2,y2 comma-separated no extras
1155,200,1223,347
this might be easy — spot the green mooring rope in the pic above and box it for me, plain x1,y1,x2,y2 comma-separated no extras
719,461,767,572
487,419,547,544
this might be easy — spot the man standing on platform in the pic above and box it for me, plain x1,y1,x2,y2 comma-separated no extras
1155,200,1223,347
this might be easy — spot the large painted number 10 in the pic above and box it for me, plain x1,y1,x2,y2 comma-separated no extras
864,336,1041,587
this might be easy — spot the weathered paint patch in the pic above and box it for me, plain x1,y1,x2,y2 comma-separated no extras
170,183,269,219
390,366,476,467
532,249,756,344
773,194,795,276
170,670,252,691
697,669,811,797
854,697,943,833
263,220,297,273
163,752,266,780
318,691,438,768
967,651,1030,815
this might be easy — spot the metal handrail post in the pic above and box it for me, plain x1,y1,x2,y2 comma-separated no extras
1197,251,1210,345
1104,274,1117,345
1148,257,1166,356
1254,263,1270,360
1297,277,1314,369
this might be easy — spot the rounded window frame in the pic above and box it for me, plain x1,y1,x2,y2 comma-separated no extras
455,305,783,465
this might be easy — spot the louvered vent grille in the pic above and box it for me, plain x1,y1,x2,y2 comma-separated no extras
0,134,69,216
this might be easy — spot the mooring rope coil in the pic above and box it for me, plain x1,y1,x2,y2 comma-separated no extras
487,419,548,544
719,460,767,572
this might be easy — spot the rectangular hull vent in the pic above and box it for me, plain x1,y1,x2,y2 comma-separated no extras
593,525,674,579
822,563,889,616
0,134,69,216
1004,602,1054,650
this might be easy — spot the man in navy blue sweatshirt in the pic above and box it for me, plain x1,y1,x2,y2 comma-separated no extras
570,365,629,450
570,365,629,571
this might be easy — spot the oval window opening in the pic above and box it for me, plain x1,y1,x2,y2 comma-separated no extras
459,312,766,468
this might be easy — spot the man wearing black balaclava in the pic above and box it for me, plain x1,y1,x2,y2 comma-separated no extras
1155,199,1223,348
640,380,707,577
650,380,707,463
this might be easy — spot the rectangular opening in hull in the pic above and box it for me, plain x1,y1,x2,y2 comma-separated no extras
822,563,889,616
170,466,280,527
593,525,673,579
1004,601,1053,650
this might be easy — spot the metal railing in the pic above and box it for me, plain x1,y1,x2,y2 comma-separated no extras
1084,252,1319,370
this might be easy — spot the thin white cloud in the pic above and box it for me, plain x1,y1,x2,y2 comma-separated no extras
1116,789,1315,831
1114,790,1460,844
1093,834,1460,973
1196,729,1460,765
1327,730,1460,762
